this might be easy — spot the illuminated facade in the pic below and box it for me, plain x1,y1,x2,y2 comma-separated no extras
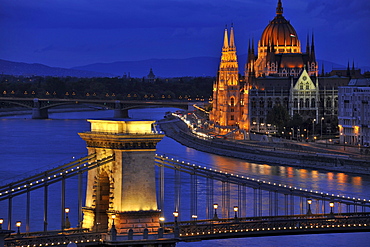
338,79,370,146
210,26,245,135
79,119,164,233
211,0,350,135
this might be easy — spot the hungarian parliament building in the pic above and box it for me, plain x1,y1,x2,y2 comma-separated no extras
209,0,363,138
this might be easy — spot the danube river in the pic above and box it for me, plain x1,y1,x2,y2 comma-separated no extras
1,107,370,246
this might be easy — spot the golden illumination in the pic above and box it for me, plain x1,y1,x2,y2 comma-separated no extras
233,206,239,212
16,221,21,227
173,211,179,218
65,208,70,214
307,199,312,205
329,202,334,208
213,203,219,209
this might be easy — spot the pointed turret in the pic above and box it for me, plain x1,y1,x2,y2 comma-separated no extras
276,0,283,16
310,33,316,61
229,24,236,51
321,63,325,77
223,26,229,51
346,61,351,77
306,34,310,54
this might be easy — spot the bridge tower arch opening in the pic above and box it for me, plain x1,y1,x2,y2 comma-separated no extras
79,119,164,234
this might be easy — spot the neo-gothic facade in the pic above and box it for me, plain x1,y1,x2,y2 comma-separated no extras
210,0,350,135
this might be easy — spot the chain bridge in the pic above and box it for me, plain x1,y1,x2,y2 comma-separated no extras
1,119,370,247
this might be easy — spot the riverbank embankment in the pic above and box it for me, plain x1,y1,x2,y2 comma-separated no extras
158,117,370,176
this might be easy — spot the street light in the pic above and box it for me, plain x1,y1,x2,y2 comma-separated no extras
307,199,312,215
111,214,116,228
16,221,21,235
312,119,316,140
233,206,239,220
321,117,324,138
65,208,71,229
213,203,219,219
0,218,3,229
329,202,335,218
159,216,165,228
173,211,179,225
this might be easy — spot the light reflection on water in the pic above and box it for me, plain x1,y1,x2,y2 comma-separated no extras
1,108,370,246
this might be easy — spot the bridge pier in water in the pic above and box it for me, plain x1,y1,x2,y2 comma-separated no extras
32,98,48,119
79,119,164,234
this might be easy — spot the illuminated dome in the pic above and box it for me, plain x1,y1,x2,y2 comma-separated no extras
259,0,300,53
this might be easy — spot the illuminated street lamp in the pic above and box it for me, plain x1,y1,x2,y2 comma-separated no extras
312,119,316,139
16,221,21,235
329,202,335,218
159,216,165,228
213,203,219,219
307,199,312,215
321,117,324,138
65,208,71,229
173,211,179,225
233,206,239,220
0,218,3,229
111,214,116,228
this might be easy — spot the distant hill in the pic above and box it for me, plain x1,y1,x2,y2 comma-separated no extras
72,57,221,78
0,59,113,77
1,57,368,78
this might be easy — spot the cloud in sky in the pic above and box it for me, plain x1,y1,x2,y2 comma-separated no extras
0,0,369,69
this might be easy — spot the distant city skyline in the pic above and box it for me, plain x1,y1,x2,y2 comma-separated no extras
1,0,369,69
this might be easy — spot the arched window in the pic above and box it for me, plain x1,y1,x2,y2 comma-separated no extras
259,98,264,108
275,98,281,106
267,98,273,108
306,82,309,90
251,98,256,109
326,97,331,108
299,98,304,108
305,98,310,108
294,98,298,108
311,98,316,108
230,97,235,106
300,83,304,90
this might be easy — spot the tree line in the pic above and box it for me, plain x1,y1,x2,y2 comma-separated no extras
0,75,215,101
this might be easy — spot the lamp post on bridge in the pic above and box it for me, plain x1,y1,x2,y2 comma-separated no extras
0,218,3,230
16,221,21,236
173,211,179,226
306,199,312,215
233,206,239,222
213,203,219,219
329,202,335,218
65,208,71,229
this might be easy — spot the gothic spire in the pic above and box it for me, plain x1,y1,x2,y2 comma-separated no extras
223,25,229,50
306,34,310,54
310,32,316,61
229,24,236,50
276,0,283,16
346,61,351,77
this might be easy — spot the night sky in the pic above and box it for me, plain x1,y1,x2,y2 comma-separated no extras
1,0,369,69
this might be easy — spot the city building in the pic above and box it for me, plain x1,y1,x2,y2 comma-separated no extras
338,78,370,146
210,0,352,137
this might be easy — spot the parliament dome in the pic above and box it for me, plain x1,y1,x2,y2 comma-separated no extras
259,0,300,52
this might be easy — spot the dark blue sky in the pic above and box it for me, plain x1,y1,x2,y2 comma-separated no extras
1,0,369,69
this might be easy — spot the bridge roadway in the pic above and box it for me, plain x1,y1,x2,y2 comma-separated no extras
4,213,370,246
0,97,200,119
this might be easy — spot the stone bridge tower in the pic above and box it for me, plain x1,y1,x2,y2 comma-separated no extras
79,119,164,233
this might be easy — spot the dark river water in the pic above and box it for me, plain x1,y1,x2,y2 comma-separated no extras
1,107,369,246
